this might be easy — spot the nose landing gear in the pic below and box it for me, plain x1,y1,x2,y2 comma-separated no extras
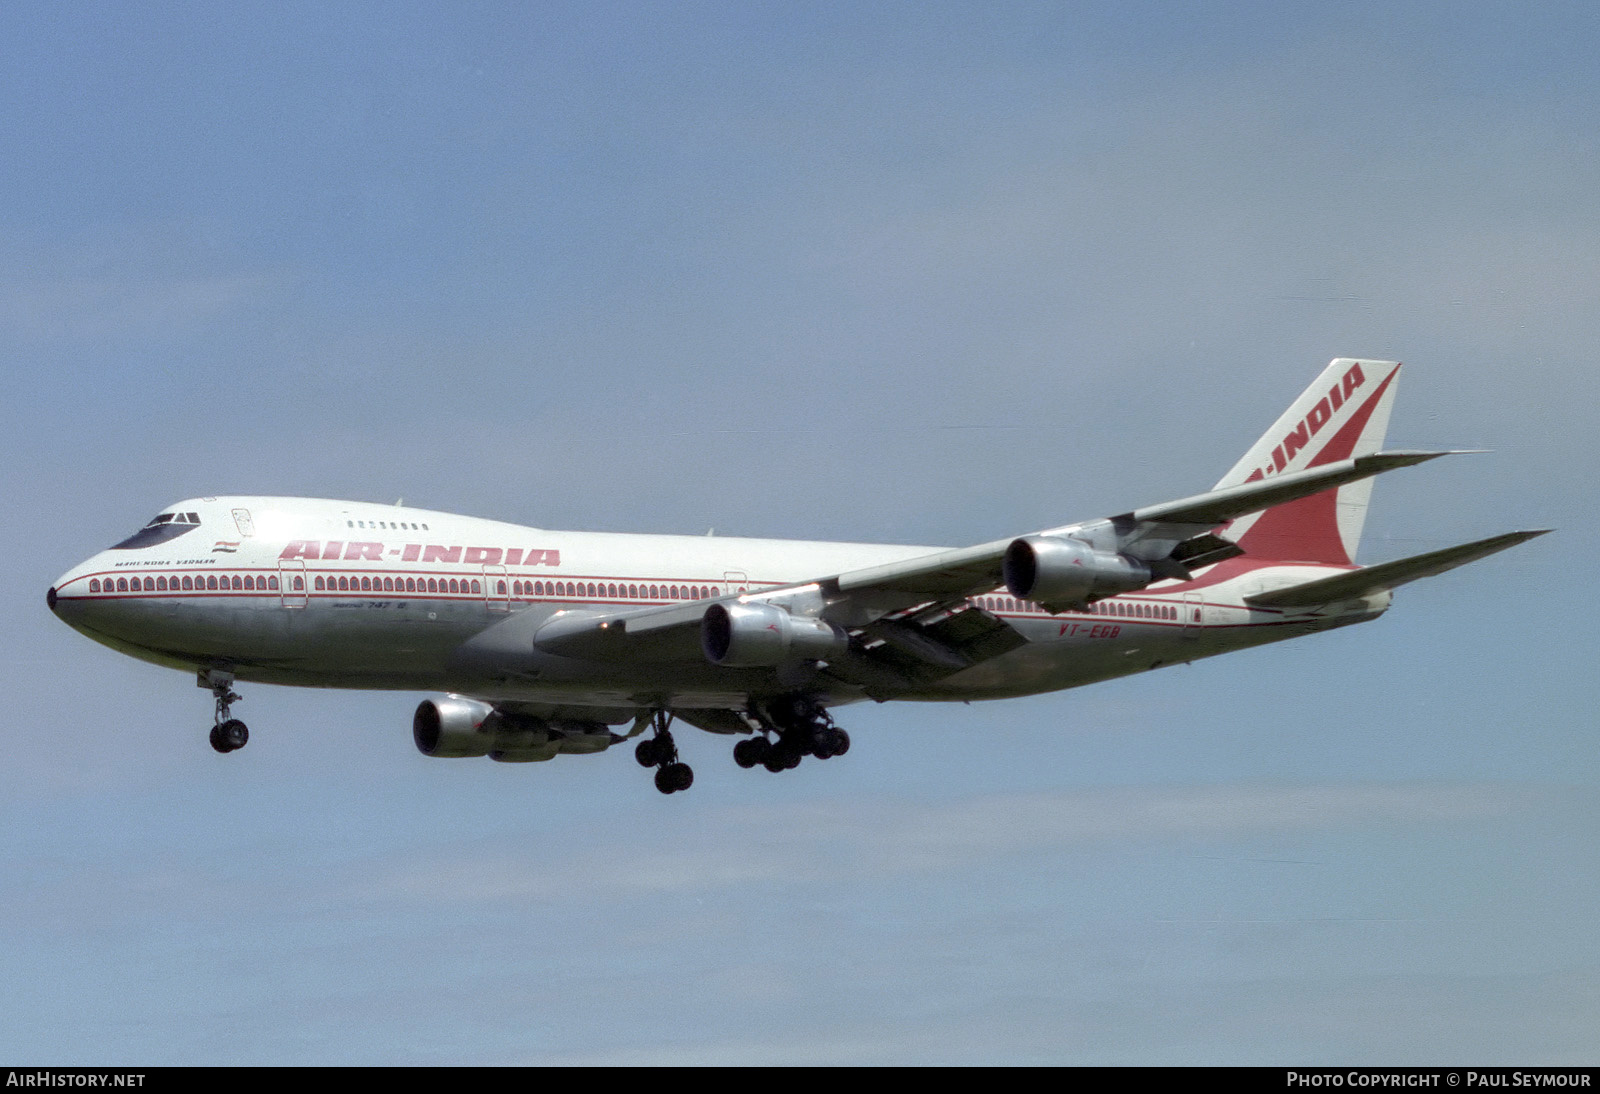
201,667,248,754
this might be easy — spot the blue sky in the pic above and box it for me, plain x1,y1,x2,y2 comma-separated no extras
2,2,1594,1064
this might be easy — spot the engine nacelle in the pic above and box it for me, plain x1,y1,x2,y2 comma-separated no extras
1002,535,1152,606
701,601,849,667
413,696,497,758
414,698,613,762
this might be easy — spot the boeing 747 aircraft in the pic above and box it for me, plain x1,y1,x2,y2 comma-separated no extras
48,359,1545,794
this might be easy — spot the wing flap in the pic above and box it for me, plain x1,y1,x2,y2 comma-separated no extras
827,602,1027,691
1245,529,1550,608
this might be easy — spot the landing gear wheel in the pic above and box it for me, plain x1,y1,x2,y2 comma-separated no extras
763,742,802,773
810,726,844,759
210,719,248,753
743,695,849,773
655,762,694,794
642,712,694,795
813,726,849,758
654,761,693,794
733,737,770,769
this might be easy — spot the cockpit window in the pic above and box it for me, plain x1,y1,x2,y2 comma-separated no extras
111,509,202,550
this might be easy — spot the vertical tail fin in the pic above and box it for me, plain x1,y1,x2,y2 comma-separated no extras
1215,358,1402,566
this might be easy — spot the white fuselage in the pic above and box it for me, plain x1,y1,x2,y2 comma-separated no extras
49,496,1387,722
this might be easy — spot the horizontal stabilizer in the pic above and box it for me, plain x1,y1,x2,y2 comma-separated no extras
1126,450,1452,527
1245,529,1551,608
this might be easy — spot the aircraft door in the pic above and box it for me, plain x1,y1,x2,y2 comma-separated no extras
279,560,308,609
483,565,510,612
724,570,749,596
1182,593,1202,637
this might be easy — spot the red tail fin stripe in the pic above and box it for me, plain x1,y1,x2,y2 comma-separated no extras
1234,365,1398,565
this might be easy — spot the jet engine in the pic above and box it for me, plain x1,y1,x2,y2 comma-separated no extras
701,602,849,667
413,696,497,758
414,698,611,762
1002,535,1152,606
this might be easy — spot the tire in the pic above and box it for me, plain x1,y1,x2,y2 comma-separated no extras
733,738,766,768
812,726,843,759
218,719,248,751
765,745,801,773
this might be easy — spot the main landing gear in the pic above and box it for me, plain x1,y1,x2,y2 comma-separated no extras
733,696,850,774
634,699,849,793
636,710,693,795
201,667,248,754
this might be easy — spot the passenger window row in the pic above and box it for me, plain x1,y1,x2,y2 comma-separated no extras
975,594,1179,620
90,574,282,593
509,580,713,601
88,572,725,600
315,574,482,594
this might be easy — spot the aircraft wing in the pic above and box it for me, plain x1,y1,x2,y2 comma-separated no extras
528,450,1454,682
827,450,1450,613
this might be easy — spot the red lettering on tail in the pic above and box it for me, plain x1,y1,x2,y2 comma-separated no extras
1233,366,1396,565
1342,362,1365,400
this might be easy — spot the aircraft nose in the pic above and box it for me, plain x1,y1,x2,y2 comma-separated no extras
48,561,97,624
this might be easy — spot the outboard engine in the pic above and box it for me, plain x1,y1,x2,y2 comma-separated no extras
1002,535,1152,608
